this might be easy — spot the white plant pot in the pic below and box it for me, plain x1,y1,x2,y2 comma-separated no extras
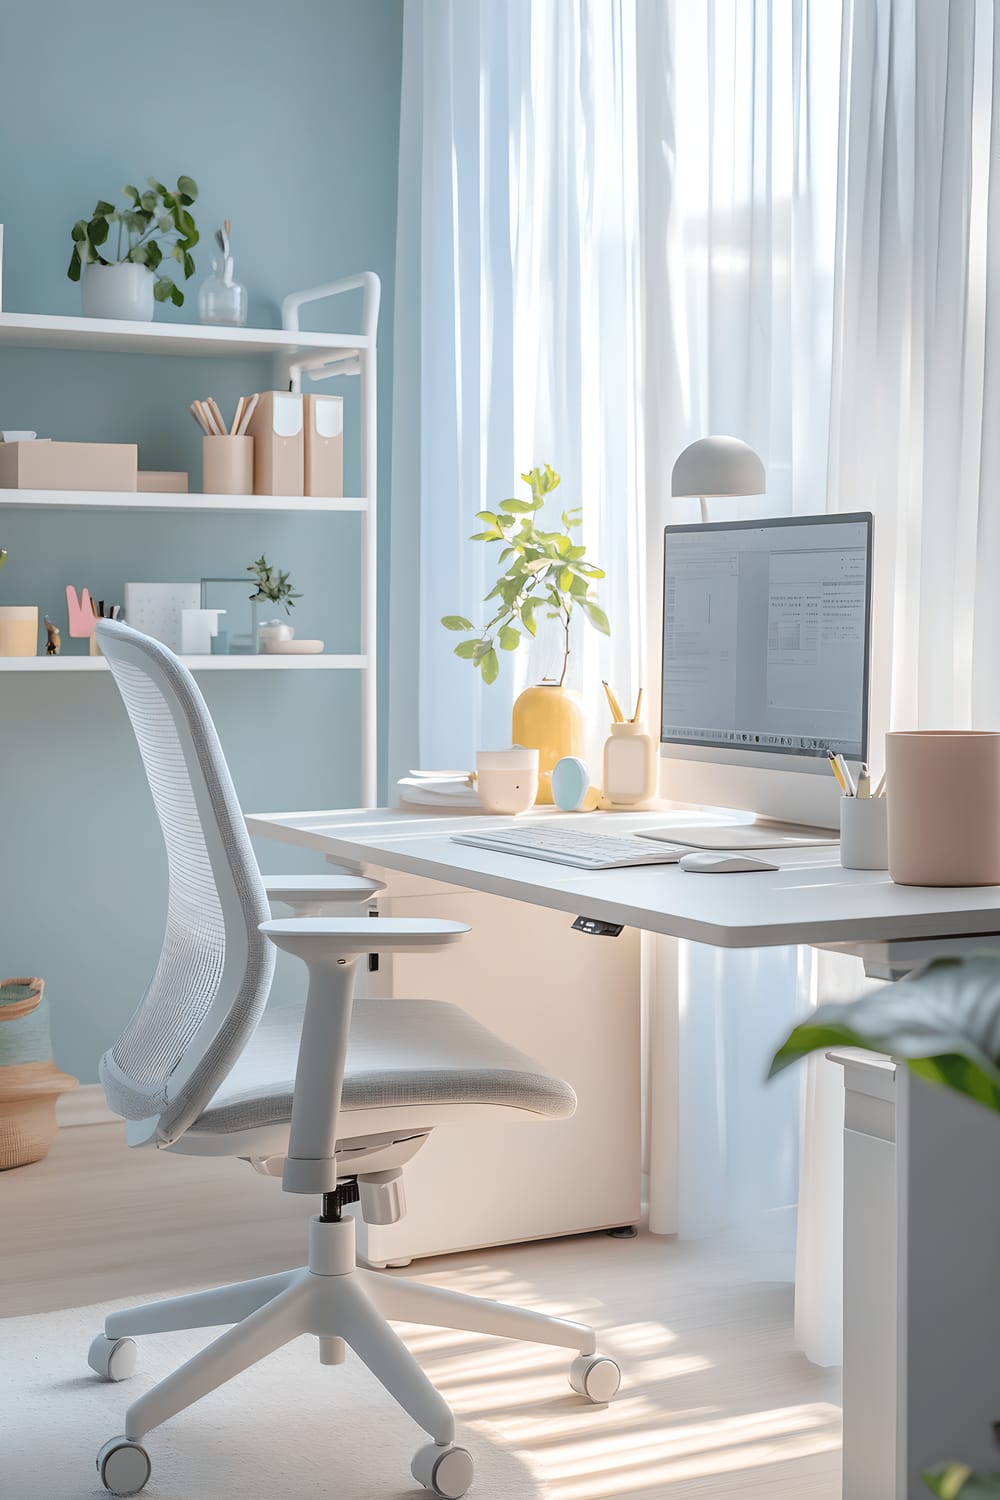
81,262,155,322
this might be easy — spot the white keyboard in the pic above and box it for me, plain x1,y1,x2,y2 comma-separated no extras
452,825,687,869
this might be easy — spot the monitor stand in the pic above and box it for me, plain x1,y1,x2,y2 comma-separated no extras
639,818,838,851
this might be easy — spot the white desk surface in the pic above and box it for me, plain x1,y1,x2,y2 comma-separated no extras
246,805,1000,949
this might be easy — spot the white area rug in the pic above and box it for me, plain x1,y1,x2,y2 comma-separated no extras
1,1293,541,1499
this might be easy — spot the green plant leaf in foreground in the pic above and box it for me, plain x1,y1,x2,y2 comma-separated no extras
925,1462,1000,1497
769,953,1000,1114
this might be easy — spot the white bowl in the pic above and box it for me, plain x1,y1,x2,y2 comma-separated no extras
261,638,324,655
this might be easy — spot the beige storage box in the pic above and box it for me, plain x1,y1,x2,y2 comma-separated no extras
245,391,304,496
137,470,189,493
0,440,137,491
304,393,344,497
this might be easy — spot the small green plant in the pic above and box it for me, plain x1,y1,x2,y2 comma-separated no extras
924,1462,1000,1496
441,464,609,686
247,555,301,615
67,177,200,307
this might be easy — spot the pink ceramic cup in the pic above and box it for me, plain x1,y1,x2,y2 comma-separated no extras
886,730,1000,886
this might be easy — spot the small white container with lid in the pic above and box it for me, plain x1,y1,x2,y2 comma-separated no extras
602,722,657,809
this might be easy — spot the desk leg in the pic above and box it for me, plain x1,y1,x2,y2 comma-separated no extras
647,933,680,1235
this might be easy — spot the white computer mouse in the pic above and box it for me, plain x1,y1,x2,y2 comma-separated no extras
678,852,780,874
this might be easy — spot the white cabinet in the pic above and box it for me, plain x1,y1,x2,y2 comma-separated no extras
839,1053,1000,1497
356,871,642,1264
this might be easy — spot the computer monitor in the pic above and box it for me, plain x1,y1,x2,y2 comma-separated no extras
657,511,873,842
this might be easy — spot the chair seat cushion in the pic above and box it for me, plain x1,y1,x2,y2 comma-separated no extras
188,997,577,1135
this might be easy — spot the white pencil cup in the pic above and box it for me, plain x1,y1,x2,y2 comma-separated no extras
202,435,253,495
839,795,888,870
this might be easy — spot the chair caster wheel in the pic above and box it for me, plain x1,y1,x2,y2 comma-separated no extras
88,1334,138,1382
97,1436,151,1494
411,1441,475,1497
569,1353,621,1404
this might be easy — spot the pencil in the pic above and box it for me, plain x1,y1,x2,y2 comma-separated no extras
631,687,644,724
602,681,625,723
827,750,849,795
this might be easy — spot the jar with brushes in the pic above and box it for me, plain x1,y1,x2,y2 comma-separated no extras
601,684,658,808
198,220,248,327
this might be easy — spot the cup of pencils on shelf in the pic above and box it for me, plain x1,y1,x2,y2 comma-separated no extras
190,394,257,495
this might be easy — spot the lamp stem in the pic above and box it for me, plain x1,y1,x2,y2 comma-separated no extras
699,496,710,524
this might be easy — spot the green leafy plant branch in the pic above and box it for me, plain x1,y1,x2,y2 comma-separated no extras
68,176,199,307
924,1462,1000,1497
441,464,610,686
247,554,302,615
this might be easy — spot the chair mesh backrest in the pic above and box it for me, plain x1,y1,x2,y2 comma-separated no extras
96,620,274,1143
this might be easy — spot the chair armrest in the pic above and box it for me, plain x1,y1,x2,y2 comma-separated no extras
263,873,384,917
260,916,469,957
259,917,470,1194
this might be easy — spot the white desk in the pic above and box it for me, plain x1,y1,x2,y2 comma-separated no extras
246,804,1000,953
249,804,1000,1500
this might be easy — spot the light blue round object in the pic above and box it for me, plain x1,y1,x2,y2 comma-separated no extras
551,756,591,811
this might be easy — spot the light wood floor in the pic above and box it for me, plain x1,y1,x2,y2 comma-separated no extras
1,1124,842,1497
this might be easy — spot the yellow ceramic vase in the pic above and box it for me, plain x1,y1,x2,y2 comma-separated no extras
511,683,585,804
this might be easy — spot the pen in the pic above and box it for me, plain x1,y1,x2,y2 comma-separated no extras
827,750,849,795
856,764,871,798
835,753,857,797
874,771,887,798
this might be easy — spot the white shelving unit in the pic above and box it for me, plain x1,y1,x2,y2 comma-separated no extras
0,272,380,803
0,489,367,514
1,654,366,672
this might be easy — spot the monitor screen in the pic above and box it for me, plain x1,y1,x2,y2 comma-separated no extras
660,512,872,763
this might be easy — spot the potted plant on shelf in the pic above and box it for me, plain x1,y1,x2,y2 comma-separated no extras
247,555,303,652
442,465,610,803
769,952,1000,1497
67,176,199,321
0,547,38,658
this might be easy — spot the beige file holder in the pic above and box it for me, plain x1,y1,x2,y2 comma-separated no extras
304,394,344,497
245,391,304,496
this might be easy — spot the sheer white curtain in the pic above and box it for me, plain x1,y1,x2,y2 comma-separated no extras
395,0,644,777
393,0,1000,1372
830,0,999,740
637,0,845,1360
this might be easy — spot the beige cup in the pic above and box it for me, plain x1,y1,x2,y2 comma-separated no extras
0,606,38,656
476,747,539,815
886,730,1000,886
202,435,254,495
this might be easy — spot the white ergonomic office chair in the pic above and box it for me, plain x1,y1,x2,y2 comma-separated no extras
87,620,620,1499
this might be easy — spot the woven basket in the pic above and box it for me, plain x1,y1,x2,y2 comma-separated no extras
0,978,78,1169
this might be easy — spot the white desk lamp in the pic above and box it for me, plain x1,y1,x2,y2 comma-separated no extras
671,435,765,522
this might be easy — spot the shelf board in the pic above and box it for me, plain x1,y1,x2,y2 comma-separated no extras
0,654,367,672
0,311,366,363
0,488,367,514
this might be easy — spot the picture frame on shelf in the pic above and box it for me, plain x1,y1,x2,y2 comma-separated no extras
200,578,259,655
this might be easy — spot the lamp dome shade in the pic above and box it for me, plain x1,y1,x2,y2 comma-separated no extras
671,436,766,498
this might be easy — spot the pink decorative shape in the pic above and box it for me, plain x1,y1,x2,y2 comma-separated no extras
66,585,96,638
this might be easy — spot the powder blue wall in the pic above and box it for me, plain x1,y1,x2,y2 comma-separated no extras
0,0,403,1081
